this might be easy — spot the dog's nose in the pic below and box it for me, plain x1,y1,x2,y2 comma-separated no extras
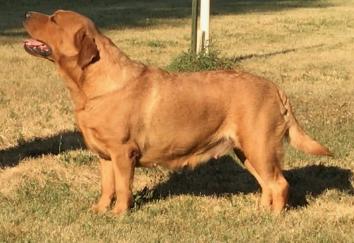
25,11,32,19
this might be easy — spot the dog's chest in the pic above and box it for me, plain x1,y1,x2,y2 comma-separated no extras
76,112,112,160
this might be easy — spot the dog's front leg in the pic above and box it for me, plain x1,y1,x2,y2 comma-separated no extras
91,159,115,213
111,147,136,215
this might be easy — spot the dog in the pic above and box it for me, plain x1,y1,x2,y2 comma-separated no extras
23,10,331,215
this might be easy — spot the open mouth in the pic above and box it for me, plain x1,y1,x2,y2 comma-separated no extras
23,39,52,59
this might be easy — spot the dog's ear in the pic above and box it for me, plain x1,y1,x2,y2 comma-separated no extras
74,28,99,69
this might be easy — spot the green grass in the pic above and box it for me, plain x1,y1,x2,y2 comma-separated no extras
1,0,354,242
167,44,234,72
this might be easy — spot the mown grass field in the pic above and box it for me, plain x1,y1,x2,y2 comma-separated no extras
0,0,353,242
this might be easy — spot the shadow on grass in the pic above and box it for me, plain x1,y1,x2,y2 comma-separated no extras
285,165,354,208
0,0,334,37
135,156,354,209
0,130,85,168
228,44,325,63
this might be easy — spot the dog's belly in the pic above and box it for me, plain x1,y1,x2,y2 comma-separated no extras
137,114,240,169
138,135,235,170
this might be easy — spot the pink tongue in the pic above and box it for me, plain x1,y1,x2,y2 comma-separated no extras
24,39,45,46
24,39,50,52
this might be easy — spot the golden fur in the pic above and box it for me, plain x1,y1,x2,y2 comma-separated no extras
23,10,331,214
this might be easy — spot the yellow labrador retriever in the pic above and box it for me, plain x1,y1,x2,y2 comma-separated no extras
23,10,331,215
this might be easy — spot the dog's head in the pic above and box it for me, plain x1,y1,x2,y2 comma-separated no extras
23,10,99,69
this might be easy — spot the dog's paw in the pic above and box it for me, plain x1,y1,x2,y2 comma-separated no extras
111,204,130,216
90,203,109,214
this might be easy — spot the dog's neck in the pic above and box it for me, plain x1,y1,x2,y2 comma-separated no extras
57,56,87,111
56,36,146,111
80,37,146,100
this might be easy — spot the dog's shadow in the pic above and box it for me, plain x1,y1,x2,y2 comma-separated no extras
0,130,85,168
135,156,354,209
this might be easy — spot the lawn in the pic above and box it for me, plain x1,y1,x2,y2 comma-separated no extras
0,0,353,242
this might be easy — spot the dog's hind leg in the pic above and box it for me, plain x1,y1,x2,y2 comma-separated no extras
234,148,272,208
234,141,289,213
91,159,116,213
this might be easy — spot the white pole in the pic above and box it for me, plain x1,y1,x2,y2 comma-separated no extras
198,0,210,53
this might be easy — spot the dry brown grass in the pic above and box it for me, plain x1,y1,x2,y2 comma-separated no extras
0,0,353,242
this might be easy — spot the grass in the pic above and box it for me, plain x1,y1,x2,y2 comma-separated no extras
167,47,233,72
1,0,354,242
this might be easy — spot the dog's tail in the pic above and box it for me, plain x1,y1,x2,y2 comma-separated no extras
277,89,332,156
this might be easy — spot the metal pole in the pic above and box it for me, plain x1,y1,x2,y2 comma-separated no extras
199,0,210,53
191,0,198,54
